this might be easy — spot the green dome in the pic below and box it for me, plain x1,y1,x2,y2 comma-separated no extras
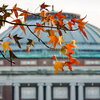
0,12,100,58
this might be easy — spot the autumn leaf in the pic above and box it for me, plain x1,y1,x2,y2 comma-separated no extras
65,40,77,54
64,57,81,71
47,35,64,48
27,39,34,47
78,22,88,38
54,61,64,74
64,61,72,71
68,21,74,30
52,56,57,60
71,16,88,38
47,35,58,48
19,10,29,21
0,42,12,53
39,10,47,17
57,29,63,36
45,29,57,36
71,15,87,23
34,23,45,37
54,11,67,21
26,46,30,52
40,2,50,11
9,50,17,58
58,36,64,46
60,46,66,55
13,34,22,48
12,4,22,18
12,19,26,34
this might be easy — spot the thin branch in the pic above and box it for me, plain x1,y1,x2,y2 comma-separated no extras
27,26,54,49
0,19,79,31
0,51,15,64
0,8,39,17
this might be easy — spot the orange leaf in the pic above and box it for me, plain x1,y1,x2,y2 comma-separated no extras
26,46,30,52
54,61,64,74
58,36,64,46
45,29,57,36
12,4,22,18
65,40,77,54
0,42,12,53
39,10,47,17
19,10,29,21
68,21,74,30
12,19,26,34
13,4,18,18
71,16,88,38
79,27,88,39
54,11,67,21
34,23,45,37
47,35,58,48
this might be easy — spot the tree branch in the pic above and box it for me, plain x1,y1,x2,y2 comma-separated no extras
0,19,79,31
0,51,15,64
26,26,55,49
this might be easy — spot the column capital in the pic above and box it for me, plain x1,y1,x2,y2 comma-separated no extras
70,82,76,86
45,83,52,86
77,83,84,86
37,83,44,86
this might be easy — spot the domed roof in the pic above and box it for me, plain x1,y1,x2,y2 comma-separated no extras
0,12,100,58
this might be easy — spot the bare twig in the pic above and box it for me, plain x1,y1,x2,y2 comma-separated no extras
0,51,15,64
27,26,55,49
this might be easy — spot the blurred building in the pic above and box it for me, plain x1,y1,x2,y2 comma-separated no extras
0,12,100,100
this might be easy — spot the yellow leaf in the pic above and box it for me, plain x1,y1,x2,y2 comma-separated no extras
58,36,64,46
60,46,66,54
0,42,12,53
54,61,64,74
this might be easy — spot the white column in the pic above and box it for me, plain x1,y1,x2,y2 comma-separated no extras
38,83,44,100
45,83,52,100
70,83,76,100
78,83,84,100
13,83,20,100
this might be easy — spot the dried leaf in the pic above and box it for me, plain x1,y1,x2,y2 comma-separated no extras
9,50,17,58
13,34,22,48
40,2,50,11
27,39,34,47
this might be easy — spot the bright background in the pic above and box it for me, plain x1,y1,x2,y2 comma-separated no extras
0,0,100,33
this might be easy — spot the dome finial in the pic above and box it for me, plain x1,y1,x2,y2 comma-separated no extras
52,5,54,11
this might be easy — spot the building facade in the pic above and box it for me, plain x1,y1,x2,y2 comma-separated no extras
0,12,100,100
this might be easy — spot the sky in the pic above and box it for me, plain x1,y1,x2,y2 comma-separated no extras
0,0,100,33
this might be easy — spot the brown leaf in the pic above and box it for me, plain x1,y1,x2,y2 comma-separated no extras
27,39,34,47
9,50,17,58
40,2,50,11
13,34,22,48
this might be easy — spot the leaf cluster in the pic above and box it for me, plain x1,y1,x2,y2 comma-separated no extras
0,3,88,73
